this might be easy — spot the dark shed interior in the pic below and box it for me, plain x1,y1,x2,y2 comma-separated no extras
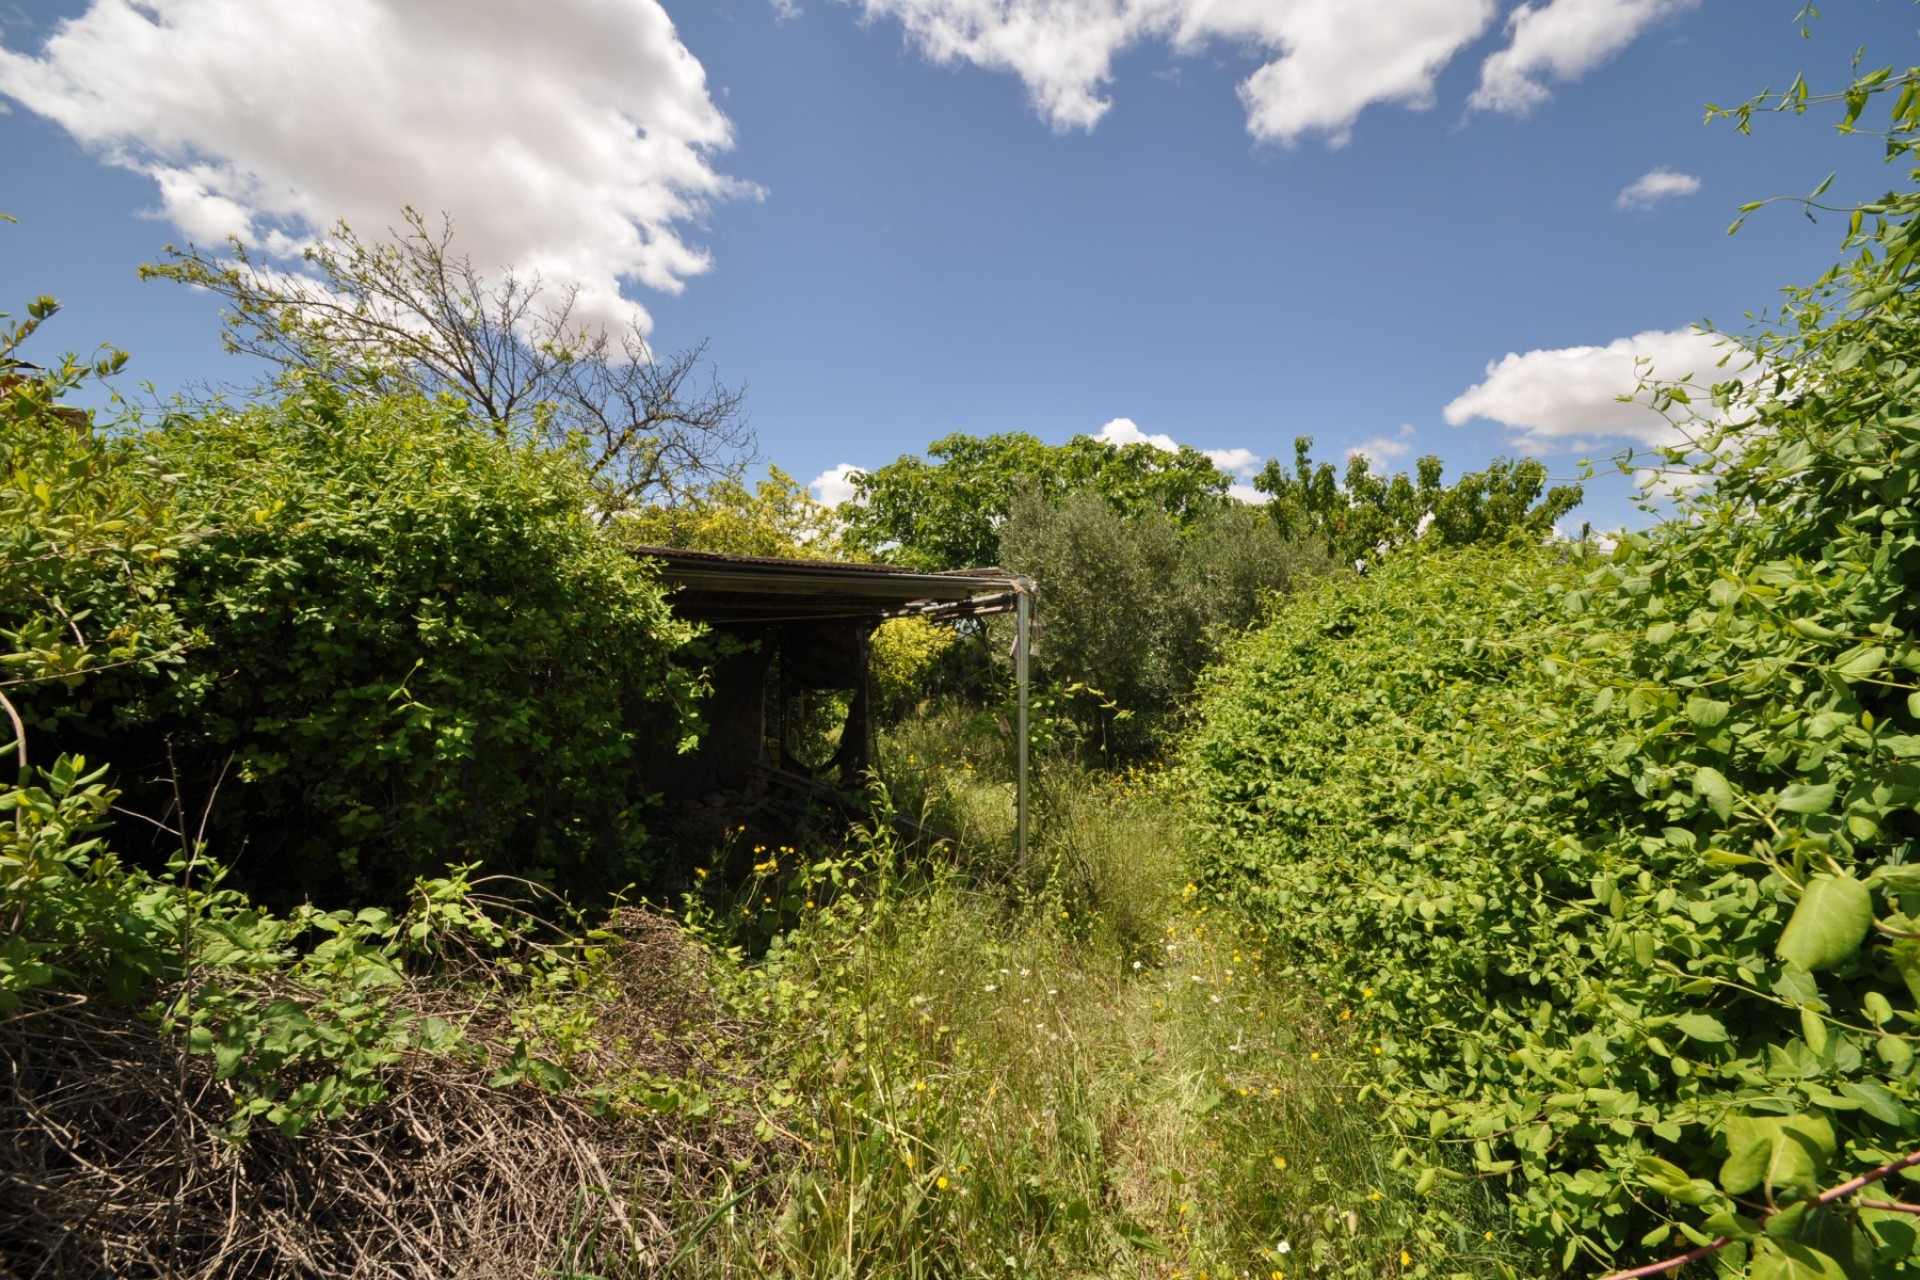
631,547,1033,847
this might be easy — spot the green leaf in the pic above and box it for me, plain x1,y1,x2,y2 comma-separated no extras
1801,1005,1829,1057
1837,1080,1912,1127
1696,766,1735,820
1721,1114,1835,1197
1671,1012,1731,1044
1688,696,1732,728
1637,1155,1716,1203
1705,1212,1762,1242
1832,645,1887,679
1750,1238,1848,1280
1767,1201,1811,1240
1777,875,1872,971
1869,865,1920,892
1777,783,1838,815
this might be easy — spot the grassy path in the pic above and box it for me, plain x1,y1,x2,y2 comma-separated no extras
676,764,1523,1279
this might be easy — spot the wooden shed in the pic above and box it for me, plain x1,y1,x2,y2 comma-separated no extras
633,547,1036,859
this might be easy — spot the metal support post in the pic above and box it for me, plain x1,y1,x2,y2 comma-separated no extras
1015,584,1031,874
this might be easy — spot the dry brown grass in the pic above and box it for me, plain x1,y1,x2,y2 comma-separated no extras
0,907,779,1280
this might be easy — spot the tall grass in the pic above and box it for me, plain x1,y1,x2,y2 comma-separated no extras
665,739,1537,1279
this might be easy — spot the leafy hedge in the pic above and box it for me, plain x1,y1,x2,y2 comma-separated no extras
1184,296,1920,1273
123,382,704,899
5,371,704,903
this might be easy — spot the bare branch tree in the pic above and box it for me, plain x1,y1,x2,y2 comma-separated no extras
142,208,754,511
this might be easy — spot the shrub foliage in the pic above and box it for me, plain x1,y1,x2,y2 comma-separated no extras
1185,128,1920,1272
1002,496,1331,757
108,382,703,899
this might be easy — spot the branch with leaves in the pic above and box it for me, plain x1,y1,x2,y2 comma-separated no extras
141,208,754,513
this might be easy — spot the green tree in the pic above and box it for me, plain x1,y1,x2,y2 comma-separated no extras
1253,437,1581,566
1001,496,1329,757
142,209,753,514
613,465,840,559
838,430,1230,570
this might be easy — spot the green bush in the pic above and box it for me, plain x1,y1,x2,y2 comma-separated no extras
1001,495,1330,757
1,310,192,751
868,616,960,720
1185,438,1920,1271
1182,56,1920,1276
104,381,702,901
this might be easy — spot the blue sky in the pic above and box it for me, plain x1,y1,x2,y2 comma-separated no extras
3,0,1916,533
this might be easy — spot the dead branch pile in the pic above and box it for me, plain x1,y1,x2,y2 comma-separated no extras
0,908,780,1279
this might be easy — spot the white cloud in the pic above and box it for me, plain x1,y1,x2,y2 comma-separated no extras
1616,166,1701,210
849,0,1686,145
1226,481,1265,505
1471,0,1697,115
0,0,751,338
1203,446,1260,474
811,463,868,508
1443,327,1755,453
1096,416,1180,452
1346,424,1416,467
850,0,1500,145
1095,416,1262,478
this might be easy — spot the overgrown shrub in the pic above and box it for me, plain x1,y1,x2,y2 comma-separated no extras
104,381,702,901
1183,55,1920,1276
1,308,193,753
1185,396,1920,1272
869,616,960,720
1001,495,1330,757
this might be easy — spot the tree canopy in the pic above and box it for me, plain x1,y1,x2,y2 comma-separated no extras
614,466,840,560
837,430,1231,570
1253,438,1582,566
142,209,754,514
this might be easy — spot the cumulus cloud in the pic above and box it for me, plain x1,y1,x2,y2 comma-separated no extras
1616,166,1701,210
810,463,868,508
0,0,751,337
849,0,1686,144
1226,482,1265,505
1347,424,1416,467
1203,446,1260,473
849,0,1502,145
1472,0,1698,115
1095,417,1263,482
1096,416,1181,452
1443,327,1754,453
